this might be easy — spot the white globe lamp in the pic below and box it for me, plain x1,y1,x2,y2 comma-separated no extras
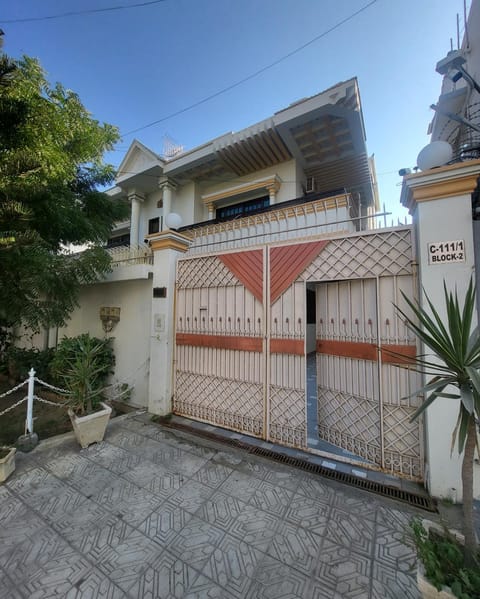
416,141,453,171
165,212,182,229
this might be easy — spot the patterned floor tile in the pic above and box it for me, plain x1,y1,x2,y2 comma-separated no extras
139,500,194,546
267,520,323,575
71,515,135,558
0,566,25,599
262,466,305,492
168,516,225,570
50,498,113,543
63,460,119,498
375,504,418,530
169,452,210,477
313,538,372,597
170,480,214,514
210,450,244,468
229,505,279,553
201,533,263,598
126,550,199,599
0,497,45,558
326,508,376,556
122,462,187,499
193,462,234,489
94,479,163,526
96,528,162,592
245,555,312,599
371,561,419,599
249,480,294,517
218,471,260,503
183,573,226,598
332,489,380,521
64,568,129,599
107,429,150,450
84,443,143,475
196,492,247,529
284,493,330,535
296,474,334,502
7,466,65,497
374,525,417,573
1,526,92,598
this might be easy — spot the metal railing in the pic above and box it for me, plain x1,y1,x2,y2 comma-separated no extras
106,244,153,266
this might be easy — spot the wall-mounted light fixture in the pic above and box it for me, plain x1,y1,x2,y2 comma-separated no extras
100,307,120,333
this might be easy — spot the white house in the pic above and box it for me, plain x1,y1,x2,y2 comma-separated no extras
43,68,478,498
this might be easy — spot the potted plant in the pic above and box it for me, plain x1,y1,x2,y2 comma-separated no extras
396,279,480,596
0,446,15,482
51,333,115,448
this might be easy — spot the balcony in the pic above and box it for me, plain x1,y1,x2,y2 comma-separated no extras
181,192,363,254
101,244,153,283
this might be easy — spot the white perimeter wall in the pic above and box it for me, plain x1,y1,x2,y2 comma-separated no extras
58,279,152,408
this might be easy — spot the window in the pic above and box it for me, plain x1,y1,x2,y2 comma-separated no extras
148,217,160,234
106,233,130,248
216,195,269,221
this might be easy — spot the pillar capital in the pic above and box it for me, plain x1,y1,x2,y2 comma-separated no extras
400,159,480,214
148,229,191,253
158,176,177,192
127,189,145,203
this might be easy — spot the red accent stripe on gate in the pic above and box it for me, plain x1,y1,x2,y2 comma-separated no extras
270,339,304,355
176,333,262,352
316,340,416,364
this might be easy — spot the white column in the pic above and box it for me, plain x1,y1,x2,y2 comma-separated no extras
401,159,480,501
128,190,145,247
206,202,215,219
159,178,177,229
147,230,191,415
266,178,281,206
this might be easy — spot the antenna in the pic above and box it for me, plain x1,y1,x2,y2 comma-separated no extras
456,13,460,50
161,134,184,159
464,0,469,49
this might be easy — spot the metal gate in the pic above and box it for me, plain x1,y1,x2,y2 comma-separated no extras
173,227,423,479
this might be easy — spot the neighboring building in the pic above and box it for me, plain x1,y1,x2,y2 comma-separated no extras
401,0,480,499
428,0,480,159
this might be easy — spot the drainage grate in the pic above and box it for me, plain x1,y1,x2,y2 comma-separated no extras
157,419,436,512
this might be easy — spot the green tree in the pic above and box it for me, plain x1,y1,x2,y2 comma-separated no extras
0,49,127,333
397,279,479,568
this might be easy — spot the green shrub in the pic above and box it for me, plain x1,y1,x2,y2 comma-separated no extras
50,334,115,415
411,519,480,598
2,346,55,382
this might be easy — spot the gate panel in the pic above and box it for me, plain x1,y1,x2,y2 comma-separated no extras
173,227,423,480
174,253,265,437
316,279,381,464
269,276,307,448
377,275,423,479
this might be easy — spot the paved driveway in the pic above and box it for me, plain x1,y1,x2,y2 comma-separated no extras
0,414,423,598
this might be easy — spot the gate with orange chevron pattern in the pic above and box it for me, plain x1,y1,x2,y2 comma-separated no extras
173,227,424,480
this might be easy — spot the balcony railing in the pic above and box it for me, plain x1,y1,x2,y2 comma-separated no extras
182,193,357,254
107,244,153,266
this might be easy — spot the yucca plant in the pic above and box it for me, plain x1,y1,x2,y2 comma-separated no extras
396,279,479,568
51,334,114,416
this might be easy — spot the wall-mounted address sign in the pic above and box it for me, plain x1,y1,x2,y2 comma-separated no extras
428,240,465,265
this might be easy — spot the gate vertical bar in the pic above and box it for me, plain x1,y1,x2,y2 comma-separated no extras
375,276,385,469
264,245,270,440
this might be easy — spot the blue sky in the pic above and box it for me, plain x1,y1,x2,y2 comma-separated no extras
2,0,470,221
